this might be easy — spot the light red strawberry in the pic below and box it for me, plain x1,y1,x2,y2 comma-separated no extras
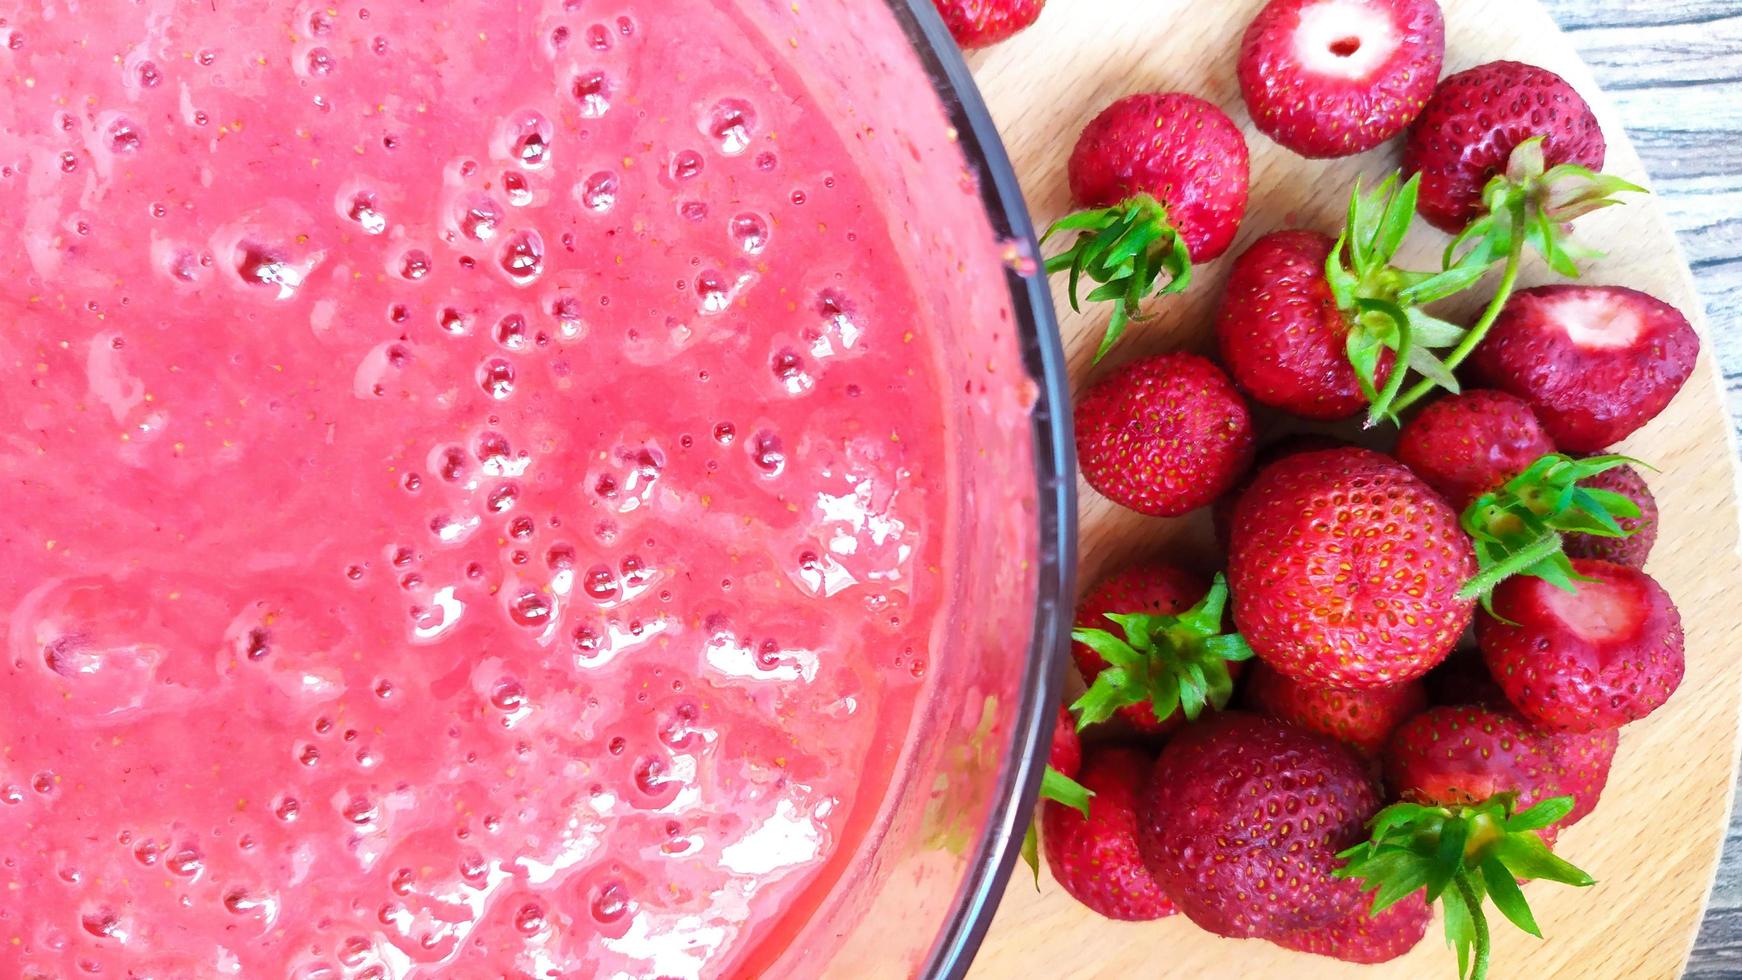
1404,61,1606,233
1075,353,1256,517
1137,712,1380,938
1270,892,1432,964
1478,558,1685,732
1068,93,1250,263
1238,0,1445,159
1396,389,1555,510
1564,462,1658,567
1216,230,1396,419
1072,565,1208,735
1244,660,1426,757
1042,744,1179,921
932,0,1044,49
1471,285,1701,454
1228,447,1475,689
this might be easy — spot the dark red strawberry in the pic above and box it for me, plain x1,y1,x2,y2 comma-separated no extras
1396,389,1554,509
1564,463,1658,567
1478,558,1685,732
1216,230,1395,419
931,0,1044,49
1404,61,1605,233
1228,447,1475,689
1238,0,1445,159
1049,94,1251,358
1244,661,1426,757
1072,565,1206,735
1547,727,1617,827
1137,712,1380,938
1075,353,1256,517
1048,705,1081,777
1471,285,1701,454
1270,892,1431,964
1042,744,1179,921
1386,704,1564,811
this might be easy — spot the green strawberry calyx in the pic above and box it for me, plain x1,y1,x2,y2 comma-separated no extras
1335,793,1595,980
1069,573,1255,730
1328,174,1490,427
1021,764,1098,884
1041,194,1193,363
1457,453,1647,608
1387,139,1647,417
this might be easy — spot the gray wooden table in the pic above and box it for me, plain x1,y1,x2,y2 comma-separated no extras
1535,1,1742,974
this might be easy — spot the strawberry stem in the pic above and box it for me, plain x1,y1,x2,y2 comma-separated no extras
1455,873,1491,980
1390,224,1525,417
1042,194,1193,362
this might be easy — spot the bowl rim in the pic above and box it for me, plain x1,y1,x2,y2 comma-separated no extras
880,3,1077,976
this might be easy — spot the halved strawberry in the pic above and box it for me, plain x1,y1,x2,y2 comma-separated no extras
1238,0,1445,159
1471,285,1701,453
1478,558,1685,732
1042,744,1179,921
1396,390,1554,510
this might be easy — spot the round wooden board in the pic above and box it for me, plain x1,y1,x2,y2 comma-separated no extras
960,1,1742,977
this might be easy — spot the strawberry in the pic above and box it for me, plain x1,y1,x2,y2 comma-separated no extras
1074,353,1256,517
1228,447,1475,689
1470,285,1701,454
1396,390,1554,510
1563,462,1658,567
1137,712,1380,937
1042,744,1179,921
1211,433,1350,550
1072,565,1207,735
1547,727,1617,827
1216,178,1479,425
1238,0,1445,159
1404,61,1606,234
1386,705,1566,813
1271,892,1432,964
1047,705,1082,778
1071,573,1254,735
1477,558,1685,732
1025,706,1093,880
932,0,1043,49
1048,93,1251,358
1244,660,1426,757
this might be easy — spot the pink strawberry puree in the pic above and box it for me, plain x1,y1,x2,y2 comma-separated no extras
0,2,993,976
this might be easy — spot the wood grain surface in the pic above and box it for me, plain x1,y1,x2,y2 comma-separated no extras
1536,4,1742,974
960,1,1742,977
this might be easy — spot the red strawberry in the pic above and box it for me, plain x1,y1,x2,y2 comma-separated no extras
1547,727,1617,827
1478,558,1685,732
1471,285,1701,454
1075,353,1256,517
1048,705,1082,777
1212,434,1350,551
1050,94,1251,358
1244,660,1426,757
1072,565,1208,735
1404,61,1605,233
1228,447,1476,689
1068,93,1250,263
1137,712,1380,938
1042,744,1179,921
1238,0,1445,159
1271,892,1431,964
932,0,1043,49
1396,389,1555,509
1216,230,1396,420
1563,463,1658,567
1386,704,1564,812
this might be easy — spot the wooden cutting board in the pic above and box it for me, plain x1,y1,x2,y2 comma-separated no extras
960,1,1742,977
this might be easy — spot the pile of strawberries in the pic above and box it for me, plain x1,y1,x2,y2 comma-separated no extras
938,0,1703,976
